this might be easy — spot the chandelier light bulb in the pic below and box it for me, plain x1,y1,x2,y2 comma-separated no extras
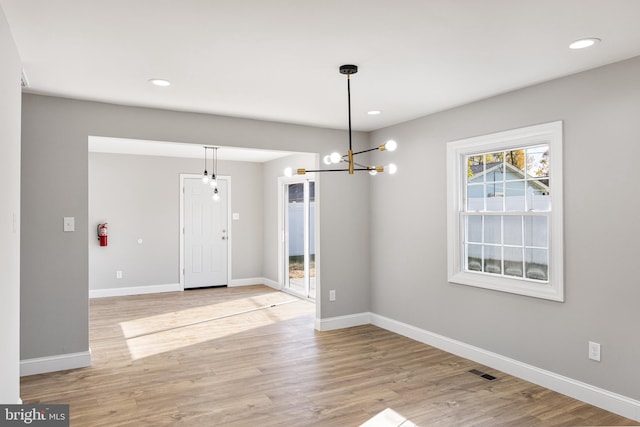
388,163,398,175
384,140,397,151
202,172,210,184
213,188,220,201
284,167,293,177
330,152,342,164
210,177,217,188
323,155,332,165
369,169,378,176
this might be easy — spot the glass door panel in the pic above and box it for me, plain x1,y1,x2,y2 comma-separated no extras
285,180,315,300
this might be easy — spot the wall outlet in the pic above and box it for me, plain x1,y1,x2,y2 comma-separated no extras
588,341,601,362
116,270,123,279
329,290,336,302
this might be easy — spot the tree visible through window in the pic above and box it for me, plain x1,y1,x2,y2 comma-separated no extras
447,122,564,301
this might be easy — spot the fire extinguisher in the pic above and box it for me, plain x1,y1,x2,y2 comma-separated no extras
97,223,108,246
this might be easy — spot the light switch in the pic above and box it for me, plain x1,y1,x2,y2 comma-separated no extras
63,217,75,232
233,213,240,220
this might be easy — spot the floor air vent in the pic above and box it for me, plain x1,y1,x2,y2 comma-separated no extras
468,369,497,381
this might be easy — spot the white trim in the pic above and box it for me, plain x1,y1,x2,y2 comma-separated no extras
21,350,91,376
446,121,564,301
314,312,370,331
228,277,280,290
370,313,640,422
89,283,181,298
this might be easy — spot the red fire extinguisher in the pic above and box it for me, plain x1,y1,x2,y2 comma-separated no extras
97,223,108,246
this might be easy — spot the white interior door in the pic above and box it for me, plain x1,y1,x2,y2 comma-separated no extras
183,177,228,289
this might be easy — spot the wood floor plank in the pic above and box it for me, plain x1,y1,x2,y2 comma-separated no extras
20,285,639,426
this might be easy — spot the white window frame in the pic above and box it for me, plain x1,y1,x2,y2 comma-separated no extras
446,121,564,301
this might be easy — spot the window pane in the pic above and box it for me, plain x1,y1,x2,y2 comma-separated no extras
486,182,504,211
504,247,523,277
466,244,482,271
503,216,522,246
528,180,551,211
467,183,484,211
505,149,526,171
525,248,548,281
483,245,502,274
467,155,484,180
485,164,505,183
466,216,482,243
505,181,525,211
484,216,501,244
524,216,548,248
485,152,503,170
526,145,549,178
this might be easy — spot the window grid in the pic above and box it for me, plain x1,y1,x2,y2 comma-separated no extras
463,145,550,283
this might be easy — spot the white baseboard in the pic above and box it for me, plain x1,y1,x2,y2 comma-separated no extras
370,313,640,422
315,312,371,331
21,350,91,377
89,283,181,298
228,277,280,290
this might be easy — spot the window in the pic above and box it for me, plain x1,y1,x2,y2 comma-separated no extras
446,121,564,301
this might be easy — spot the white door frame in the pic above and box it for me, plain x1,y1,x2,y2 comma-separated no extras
278,174,317,300
179,174,232,290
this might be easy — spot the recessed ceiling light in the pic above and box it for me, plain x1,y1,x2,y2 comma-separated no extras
149,78,171,87
367,110,382,115
569,38,601,49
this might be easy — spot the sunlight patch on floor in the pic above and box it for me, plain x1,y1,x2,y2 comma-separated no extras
120,294,312,360
360,408,417,427
119,292,296,338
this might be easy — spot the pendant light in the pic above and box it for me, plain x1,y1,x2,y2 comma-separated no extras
201,147,210,183
201,146,221,201
286,64,397,176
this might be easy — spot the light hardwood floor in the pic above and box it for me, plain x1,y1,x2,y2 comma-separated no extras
21,285,639,426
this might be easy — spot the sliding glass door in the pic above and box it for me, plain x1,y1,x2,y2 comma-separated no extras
284,179,315,300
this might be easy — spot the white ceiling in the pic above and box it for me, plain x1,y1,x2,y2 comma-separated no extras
3,0,640,133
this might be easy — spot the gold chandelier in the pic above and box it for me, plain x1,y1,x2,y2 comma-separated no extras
286,64,397,176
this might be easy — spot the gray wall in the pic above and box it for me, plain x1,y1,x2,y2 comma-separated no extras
89,153,264,291
21,94,371,360
370,56,640,400
0,5,21,404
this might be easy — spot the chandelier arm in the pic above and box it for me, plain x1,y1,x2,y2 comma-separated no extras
351,147,379,156
352,161,370,169
303,168,372,173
